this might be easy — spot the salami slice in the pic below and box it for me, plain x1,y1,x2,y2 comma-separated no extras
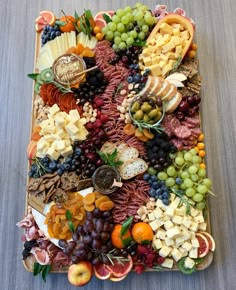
174,125,192,139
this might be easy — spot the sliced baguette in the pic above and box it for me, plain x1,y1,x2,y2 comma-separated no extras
156,81,171,99
138,75,152,96
100,142,117,155
117,147,139,162
165,92,183,113
162,84,177,101
119,158,148,180
151,77,164,95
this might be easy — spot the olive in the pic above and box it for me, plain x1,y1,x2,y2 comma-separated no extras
148,108,160,119
130,101,141,113
141,102,152,113
143,114,150,122
148,120,155,124
134,110,144,120
154,111,162,121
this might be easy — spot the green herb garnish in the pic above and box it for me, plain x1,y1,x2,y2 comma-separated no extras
33,263,51,282
27,73,39,81
103,13,112,24
172,188,192,215
66,209,75,233
97,149,123,167
121,216,133,236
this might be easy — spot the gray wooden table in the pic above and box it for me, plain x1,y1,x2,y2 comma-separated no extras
0,0,235,289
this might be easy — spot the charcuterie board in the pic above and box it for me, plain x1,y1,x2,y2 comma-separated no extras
17,3,215,286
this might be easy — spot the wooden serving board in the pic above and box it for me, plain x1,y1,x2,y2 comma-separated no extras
23,27,214,273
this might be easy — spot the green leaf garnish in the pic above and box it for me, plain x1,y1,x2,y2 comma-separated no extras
97,149,123,168
133,39,146,47
68,221,75,233
55,20,67,27
33,262,43,276
27,73,39,81
41,265,51,282
74,10,79,21
103,13,112,23
172,188,192,215
84,9,93,19
121,216,133,236
33,263,51,282
66,209,72,221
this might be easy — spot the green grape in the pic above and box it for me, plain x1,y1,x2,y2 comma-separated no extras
112,15,121,24
172,184,179,190
148,167,157,175
117,23,125,32
180,183,187,190
142,24,149,32
138,31,146,40
126,37,134,46
112,43,118,50
121,16,129,25
196,202,205,210
192,155,202,164
184,178,193,188
175,157,185,166
144,13,155,25
114,36,122,45
102,26,108,34
116,9,125,17
188,165,198,174
124,6,132,12
190,174,199,182
114,31,121,37
202,178,212,189
165,177,175,187
118,42,127,49
197,184,208,194
121,33,128,41
184,152,193,161
177,151,184,158
108,22,117,32
128,30,138,38
137,19,145,27
140,4,148,11
158,172,168,180
192,193,204,202
167,166,176,177
185,188,196,197
105,31,114,41
134,11,144,21
127,13,134,22
181,171,189,179
198,168,206,177
190,148,198,155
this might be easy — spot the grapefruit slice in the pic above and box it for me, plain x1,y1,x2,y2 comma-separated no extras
110,274,127,282
196,233,210,258
94,263,111,280
40,10,56,25
94,18,107,29
199,232,215,252
106,255,133,278
35,16,48,25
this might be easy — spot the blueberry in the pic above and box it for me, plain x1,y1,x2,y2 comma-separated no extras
31,164,37,173
151,175,157,181
33,173,40,178
175,177,183,185
149,188,156,197
129,64,135,69
127,76,133,83
75,148,82,155
156,188,162,195
63,163,71,170
160,181,165,185
133,75,140,83
148,179,153,185
134,64,139,70
162,198,169,205
143,173,150,181
49,162,57,170
65,157,72,164
55,31,61,37
57,168,64,176
162,192,169,199
152,182,159,189
28,171,34,177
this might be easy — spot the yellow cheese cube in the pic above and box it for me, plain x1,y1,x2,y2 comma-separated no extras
171,36,182,46
159,23,174,35
143,56,152,66
162,41,175,53
171,23,181,30
173,28,181,36
149,64,162,76
180,30,190,40
163,34,171,43
162,63,173,76
175,45,183,54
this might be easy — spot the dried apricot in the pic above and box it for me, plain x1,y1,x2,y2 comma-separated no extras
95,196,110,208
142,128,154,139
84,204,95,212
123,124,135,136
83,192,96,205
99,200,114,211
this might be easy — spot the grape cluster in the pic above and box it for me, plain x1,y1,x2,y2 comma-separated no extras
175,94,201,121
109,46,142,65
59,209,114,265
144,132,177,174
157,149,213,210
73,64,108,105
143,174,171,205
41,24,61,46
132,244,165,270
102,3,156,50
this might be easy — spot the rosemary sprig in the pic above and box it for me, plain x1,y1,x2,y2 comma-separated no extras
172,188,193,215
168,56,182,76
102,249,130,266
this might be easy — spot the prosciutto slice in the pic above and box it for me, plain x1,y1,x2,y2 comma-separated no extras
30,247,50,265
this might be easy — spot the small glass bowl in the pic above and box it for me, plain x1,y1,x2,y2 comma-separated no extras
92,165,121,195
52,53,86,86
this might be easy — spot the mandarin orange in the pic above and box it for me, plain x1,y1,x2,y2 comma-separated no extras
131,222,153,244
59,15,76,32
111,224,132,249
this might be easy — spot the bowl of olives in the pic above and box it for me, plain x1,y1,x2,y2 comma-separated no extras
129,94,165,131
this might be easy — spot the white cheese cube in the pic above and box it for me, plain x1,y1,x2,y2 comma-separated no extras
191,238,200,248
69,109,80,119
155,199,166,210
48,104,60,115
169,193,175,202
153,208,163,219
171,248,183,262
165,207,175,217
165,237,175,247
189,222,199,232
54,115,65,127
189,247,198,259
37,140,49,152
198,222,207,231
148,212,155,221
184,257,195,269
161,258,174,269
153,239,163,249
175,207,185,216
173,215,183,225
170,197,181,209
181,230,192,241
182,241,192,252
44,134,59,142
156,229,166,240
166,227,180,239
179,247,188,257
149,220,160,231
175,237,185,247
61,146,73,157
65,122,79,136
47,148,60,160
55,140,65,151
67,114,80,124
182,216,192,229
164,220,174,230
194,214,205,224
190,208,199,217
159,246,172,257
57,128,66,138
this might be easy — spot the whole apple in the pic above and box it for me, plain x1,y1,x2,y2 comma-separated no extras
68,261,93,287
